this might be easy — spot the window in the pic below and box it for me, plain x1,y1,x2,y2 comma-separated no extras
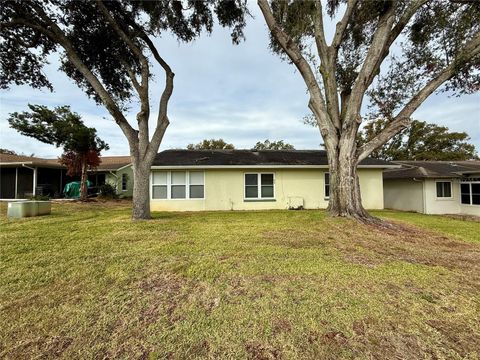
121,173,128,191
189,171,204,199
436,181,452,198
152,171,167,199
324,173,330,198
461,182,480,205
151,171,204,200
244,173,275,200
171,171,186,199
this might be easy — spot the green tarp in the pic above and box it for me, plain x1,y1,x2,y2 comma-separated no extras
63,180,92,198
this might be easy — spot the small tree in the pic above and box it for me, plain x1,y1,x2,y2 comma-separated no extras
253,139,295,150
357,119,478,161
187,139,235,150
8,105,108,201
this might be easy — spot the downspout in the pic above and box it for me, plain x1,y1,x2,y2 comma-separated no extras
413,178,425,214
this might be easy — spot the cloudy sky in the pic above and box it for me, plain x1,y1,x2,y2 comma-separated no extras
1,5,479,158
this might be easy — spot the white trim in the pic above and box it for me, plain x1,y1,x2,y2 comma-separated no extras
435,180,453,200
243,172,275,200
460,181,480,206
150,164,400,170
151,170,205,200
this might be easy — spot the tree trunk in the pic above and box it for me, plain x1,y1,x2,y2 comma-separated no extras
326,139,371,220
80,157,88,202
131,159,151,220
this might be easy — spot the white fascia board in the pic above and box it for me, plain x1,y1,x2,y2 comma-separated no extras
150,164,400,170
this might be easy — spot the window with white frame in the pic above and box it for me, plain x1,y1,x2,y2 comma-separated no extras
436,181,452,198
151,171,204,200
152,171,168,199
461,182,480,205
121,173,128,191
324,173,330,198
244,173,274,200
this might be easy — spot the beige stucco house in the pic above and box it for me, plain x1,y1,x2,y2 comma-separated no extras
149,149,396,212
383,161,480,216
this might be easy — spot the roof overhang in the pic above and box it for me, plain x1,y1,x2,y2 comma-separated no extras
151,164,400,170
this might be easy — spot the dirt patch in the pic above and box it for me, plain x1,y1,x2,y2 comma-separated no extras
245,341,282,360
138,273,189,325
426,319,480,357
271,318,292,335
328,220,480,279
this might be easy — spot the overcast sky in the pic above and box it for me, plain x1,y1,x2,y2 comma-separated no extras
1,5,479,158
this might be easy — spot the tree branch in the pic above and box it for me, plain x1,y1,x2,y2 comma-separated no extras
313,1,341,130
364,0,430,89
24,2,138,144
358,32,480,161
257,0,337,143
331,0,358,54
345,3,397,125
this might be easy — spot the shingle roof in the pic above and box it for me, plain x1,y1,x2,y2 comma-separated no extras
95,156,131,171
383,160,480,179
152,149,394,167
0,153,63,168
0,153,131,171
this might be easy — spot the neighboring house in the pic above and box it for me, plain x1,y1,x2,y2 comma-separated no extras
383,161,480,216
0,153,132,199
149,149,396,211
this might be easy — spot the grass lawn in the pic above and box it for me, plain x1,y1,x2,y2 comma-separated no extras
1,202,479,359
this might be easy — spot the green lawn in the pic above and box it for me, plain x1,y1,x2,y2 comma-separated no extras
1,202,479,359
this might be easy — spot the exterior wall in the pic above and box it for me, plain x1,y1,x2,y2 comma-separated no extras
150,168,384,212
384,179,424,213
106,165,134,197
423,178,461,215
384,178,480,216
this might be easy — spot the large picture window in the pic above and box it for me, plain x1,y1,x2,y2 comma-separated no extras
151,171,204,200
436,181,452,198
244,173,275,200
461,182,480,205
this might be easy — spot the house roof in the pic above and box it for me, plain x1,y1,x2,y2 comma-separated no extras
152,149,395,168
0,153,131,171
383,160,480,179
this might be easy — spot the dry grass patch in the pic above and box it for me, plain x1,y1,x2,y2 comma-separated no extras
1,202,479,359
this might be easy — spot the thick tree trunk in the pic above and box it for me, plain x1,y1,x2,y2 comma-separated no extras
80,158,88,202
326,137,371,220
131,159,151,220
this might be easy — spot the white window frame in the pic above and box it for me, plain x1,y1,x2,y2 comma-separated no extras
435,180,453,200
244,172,275,200
460,181,480,206
324,172,330,199
121,173,128,192
150,170,205,200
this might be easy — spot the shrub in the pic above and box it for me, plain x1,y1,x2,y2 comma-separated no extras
98,183,118,199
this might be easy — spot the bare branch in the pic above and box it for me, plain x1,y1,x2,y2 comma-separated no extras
331,0,358,54
345,4,397,124
313,1,341,130
257,0,337,142
364,0,430,89
358,32,480,161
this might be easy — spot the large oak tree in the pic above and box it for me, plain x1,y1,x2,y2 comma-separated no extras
1,0,247,219
258,0,479,220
